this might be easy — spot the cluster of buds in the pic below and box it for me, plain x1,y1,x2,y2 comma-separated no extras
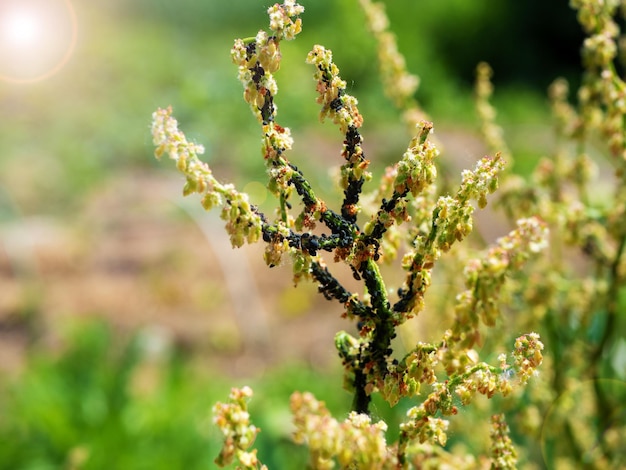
361,121,438,273
474,62,511,161
393,152,505,320
291,391,391,469
449,332,544,407
379,343,438,407
230,0,304,229
572,0,626,163
512,332,544,385
392,122,438,199
231,0,303,123
212,387,266,469
306,45,364,133
453,364,512,405
306,44,370,224
358,0,424,132
395,333,543,464
267,0,304,40
489,414,518,469
152,106,262,248
396,384,455,463
443,217,549,373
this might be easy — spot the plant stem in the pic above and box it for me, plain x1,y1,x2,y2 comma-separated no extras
590,231,625,461
352,366,370,414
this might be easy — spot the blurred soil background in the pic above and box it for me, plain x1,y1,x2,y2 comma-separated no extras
0,0,588,467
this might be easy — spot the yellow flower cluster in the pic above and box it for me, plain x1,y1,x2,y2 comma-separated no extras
393,121,439,198
151,106,262,247
489,414,518,470
572,0,626,162
291,391,391,469
212,387,267,469
395,152,505,320
306,45,364,133
152,105,206,173
267,0,304,40
231,2,303,124
512,332,544,385
358,0,423,132
443,217,548,373
475,62,511,162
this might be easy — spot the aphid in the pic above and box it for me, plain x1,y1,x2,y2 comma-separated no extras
329,97,343,112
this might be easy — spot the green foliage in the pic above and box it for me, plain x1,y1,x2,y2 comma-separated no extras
0,320,356,470
0,321,225,469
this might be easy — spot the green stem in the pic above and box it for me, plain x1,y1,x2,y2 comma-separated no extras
357,258,394,414
288,164,356,238
542,308,588,465
589,232,625,461
393,206,441,313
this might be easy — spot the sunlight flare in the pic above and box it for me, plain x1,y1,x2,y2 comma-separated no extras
0,0,77,83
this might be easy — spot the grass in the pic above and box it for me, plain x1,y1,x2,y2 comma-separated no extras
0,319,352,469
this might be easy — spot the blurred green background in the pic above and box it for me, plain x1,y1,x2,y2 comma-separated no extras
0,0,589,468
